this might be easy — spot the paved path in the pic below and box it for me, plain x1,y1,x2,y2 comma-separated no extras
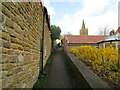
46,48,72,88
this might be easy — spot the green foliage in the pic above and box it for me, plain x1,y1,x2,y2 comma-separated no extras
33,73,48,88
109,29,115,36
32,54,53,89
50,25,61,40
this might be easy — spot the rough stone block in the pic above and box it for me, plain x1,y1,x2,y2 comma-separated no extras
4,17,14,29
8,49,15,55
0,13,5,23
13,7,21,15
3,63,15,71
14,23,23,34
2,5,12,18
14,50,20,55
14,67,22,74
11,37,18,43
11,43,23,50
18,45,23,50
16,72,23,81
2,47,9,54
18,23,26,30
11,43,18,49
7,27,17,38
1,54,10,63
2,3,18,16
1,32,10,41
2,40,11,49
1,71,8,79
18,54,24,62
9,55,18,63
2,75,15,88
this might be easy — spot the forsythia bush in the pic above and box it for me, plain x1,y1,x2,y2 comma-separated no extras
70,45,120,87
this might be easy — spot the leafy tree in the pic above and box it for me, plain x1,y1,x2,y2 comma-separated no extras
109,29,115,36
50,25,61,48
50,25,61,40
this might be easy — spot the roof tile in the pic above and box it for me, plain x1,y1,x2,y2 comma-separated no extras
64,35,108,44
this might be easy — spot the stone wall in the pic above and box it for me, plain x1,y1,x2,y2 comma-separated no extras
44,17,51,67
65,52,110,88
0,1,51,88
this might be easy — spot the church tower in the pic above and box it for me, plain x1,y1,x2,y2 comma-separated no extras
80,20,88,35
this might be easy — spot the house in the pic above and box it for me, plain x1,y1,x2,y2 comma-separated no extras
63,35,108,51
63,20,108,51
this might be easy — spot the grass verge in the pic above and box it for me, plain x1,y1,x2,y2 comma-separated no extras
32,53,53,89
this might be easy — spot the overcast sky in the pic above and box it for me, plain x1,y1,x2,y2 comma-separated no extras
42,0,119,35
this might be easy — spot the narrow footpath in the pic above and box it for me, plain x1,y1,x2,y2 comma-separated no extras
46,48,72,88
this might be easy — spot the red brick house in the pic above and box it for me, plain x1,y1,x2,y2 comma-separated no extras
63,35,108,51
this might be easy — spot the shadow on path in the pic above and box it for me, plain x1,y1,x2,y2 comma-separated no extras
46,48,72,88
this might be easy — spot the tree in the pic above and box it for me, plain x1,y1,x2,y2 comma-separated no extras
50,25,61,48
50,25,61,40
98,25,110,35
109,29,115,36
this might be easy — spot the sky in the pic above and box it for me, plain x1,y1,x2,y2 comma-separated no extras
42,0,119,35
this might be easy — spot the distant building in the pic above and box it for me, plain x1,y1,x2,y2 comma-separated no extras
80,20,88,35
63,20,109,51
63,35,107,51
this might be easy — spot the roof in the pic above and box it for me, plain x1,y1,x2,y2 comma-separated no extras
64,35,108,44
114,27,120,35
97,35,120,44
103,35,120,41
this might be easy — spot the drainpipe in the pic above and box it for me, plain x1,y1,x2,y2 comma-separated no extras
40,6,46,74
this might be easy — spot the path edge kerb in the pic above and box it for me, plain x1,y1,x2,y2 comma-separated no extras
66,52,110,88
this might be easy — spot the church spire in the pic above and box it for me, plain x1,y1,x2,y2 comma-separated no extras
80,19,88,35
82,19,85,29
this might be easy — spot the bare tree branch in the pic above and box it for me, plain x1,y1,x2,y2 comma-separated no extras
98,25,110,35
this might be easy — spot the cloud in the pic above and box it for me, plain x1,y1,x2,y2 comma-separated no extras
42,0,55,18
81,0,110,15
56,0,119,35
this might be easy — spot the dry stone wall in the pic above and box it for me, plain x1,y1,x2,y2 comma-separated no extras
44,19,51,67
0,1,51,88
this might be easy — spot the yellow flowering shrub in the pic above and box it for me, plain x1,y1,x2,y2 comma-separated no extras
70,45,120,87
